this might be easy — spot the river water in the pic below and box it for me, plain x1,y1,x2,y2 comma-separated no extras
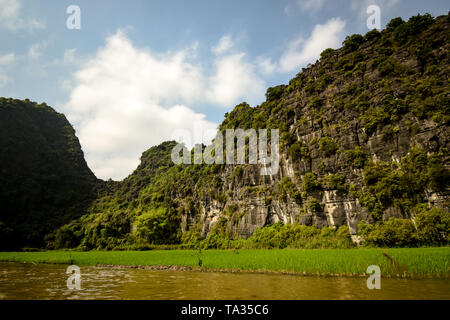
0,262,448,300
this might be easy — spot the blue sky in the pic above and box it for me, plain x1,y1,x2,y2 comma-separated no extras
1,0,448,179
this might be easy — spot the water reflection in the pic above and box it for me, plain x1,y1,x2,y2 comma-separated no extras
0,262,448,300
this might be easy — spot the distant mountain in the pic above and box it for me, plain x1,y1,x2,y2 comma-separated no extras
0,98,98,249
1,13,449,250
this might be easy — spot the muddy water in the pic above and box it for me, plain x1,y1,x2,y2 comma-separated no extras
0,262,448,300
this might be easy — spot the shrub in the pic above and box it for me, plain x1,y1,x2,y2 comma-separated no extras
427,162,450,191
415,206,449,244
181,228,202,246
307,197,322,212
288,141,310,161
365,29,381,41
319,137,338,157
376,47,393,56
278,177,302,203
336,225,353,247
249,223,354,249
134,207,177,245
386,17,405,30
343,34,365,52
359,207,449,248
357,148,449,221
357,220,374,238
220,102,254,131
345,147,368,168
363,162,404,207
320,48,334,59
337,56,354,71
0,221,13,245
366,218,417,247
358,192,384,221
302,173,321,193
54,221,83,249
394,13,434,44
265,85,286,102
318,74,333,90
200,234,232,249
323,174,348,192
281,131,296,146
377,59,396,76
363,107,390,135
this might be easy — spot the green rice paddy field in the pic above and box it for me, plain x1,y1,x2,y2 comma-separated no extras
0,247,448,278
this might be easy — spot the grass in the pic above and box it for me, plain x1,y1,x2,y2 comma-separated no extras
0,247,448,278
386,247,450,277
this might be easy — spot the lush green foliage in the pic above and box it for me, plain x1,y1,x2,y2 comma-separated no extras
358,207,449,247
345,147,368,168
343,34,365,52
134,207,179,245
180,221,354,250
278,177,301,203
247,223,354,249
392,13,434,44
287,141,310,161
357,147,450,220
302,173,321,193
322,174,348,192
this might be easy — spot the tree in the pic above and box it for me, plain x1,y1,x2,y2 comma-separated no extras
343,34,365,52
415,207,449,244
134,208,176,244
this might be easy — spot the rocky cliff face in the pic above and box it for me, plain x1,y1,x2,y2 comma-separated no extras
190,116,448,240
173,14,450,241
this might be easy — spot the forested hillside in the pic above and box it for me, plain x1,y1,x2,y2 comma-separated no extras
0,98,98,249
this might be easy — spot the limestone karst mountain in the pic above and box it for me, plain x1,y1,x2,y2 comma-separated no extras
1,13,449,249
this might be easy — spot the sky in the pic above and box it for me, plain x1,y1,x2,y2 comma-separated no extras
1,0,449,180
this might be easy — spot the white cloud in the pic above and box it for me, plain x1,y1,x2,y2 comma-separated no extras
0,53,15,65
255,18,346,74
64,30,266,180
279,17,346,72
0,0,20,21
28,41,48,59
212,35,234,55
63,49,77,63
207,53,265,107
0,0,45,30
0,52,15,87
256,57,277,74
209,34,265,106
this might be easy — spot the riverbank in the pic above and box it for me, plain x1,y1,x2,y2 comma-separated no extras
0,248,448,278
